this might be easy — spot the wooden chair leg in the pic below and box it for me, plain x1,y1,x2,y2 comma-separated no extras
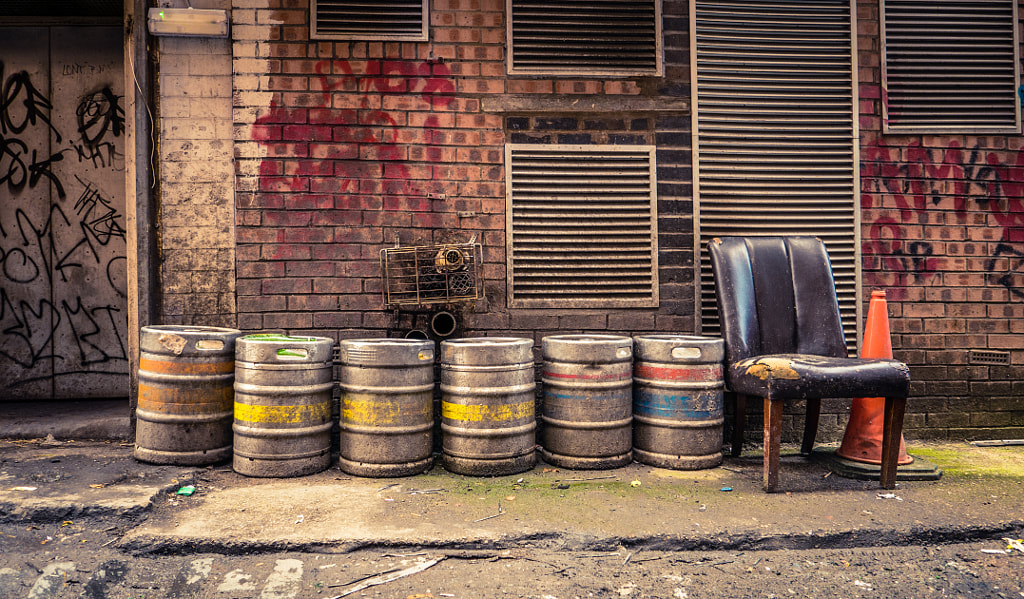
801,398,821,455
763,397,783,492
732,393,747,457
879,396,907,489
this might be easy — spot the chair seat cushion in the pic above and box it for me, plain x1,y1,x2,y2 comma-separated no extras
728,354,911,400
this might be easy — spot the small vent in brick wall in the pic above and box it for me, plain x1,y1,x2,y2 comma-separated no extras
507,0,662,75
311,0,427,40
969,349,1011,365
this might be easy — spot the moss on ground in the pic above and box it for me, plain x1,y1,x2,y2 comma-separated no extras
909,443,1024,479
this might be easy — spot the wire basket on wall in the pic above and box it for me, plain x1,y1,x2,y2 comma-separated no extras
380,243,483,307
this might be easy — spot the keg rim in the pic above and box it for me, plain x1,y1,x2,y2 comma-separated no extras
142,325,242,336
441,336,532,346
542,334,633,344
340,338,435,347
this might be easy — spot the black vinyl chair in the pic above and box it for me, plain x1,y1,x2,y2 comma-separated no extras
708,237,910,492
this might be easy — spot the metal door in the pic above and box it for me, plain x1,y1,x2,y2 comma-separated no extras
0,26,128,399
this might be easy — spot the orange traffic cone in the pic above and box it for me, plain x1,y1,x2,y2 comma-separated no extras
836,290,913,465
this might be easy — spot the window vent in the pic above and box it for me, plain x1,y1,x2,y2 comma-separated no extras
692,0,860,350
312,0,428,41
507,144,659,308
881,0,1021,133
507,0,663,76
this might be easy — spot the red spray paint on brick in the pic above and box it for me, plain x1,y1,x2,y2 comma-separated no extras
247,57,456,262
862,139,1024,297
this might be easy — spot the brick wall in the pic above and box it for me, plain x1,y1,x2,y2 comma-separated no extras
856,0,1024,439
232,0,695,348
157,0,237,327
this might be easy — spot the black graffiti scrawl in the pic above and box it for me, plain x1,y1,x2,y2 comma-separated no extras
0,26,128,400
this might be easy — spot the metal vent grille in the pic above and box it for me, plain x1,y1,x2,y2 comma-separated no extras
507,144,659,308
969,349,1011,366
692,0,860,350
881,0,1021,133
381,243,483,307
312,0,428,41
507,0,663,76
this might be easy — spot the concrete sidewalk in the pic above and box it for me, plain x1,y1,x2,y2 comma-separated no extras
0,399,132,442
1,400,1022,553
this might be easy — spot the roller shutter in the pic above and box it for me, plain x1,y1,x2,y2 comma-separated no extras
692,0,861,350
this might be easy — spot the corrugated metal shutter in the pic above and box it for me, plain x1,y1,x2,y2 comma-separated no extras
692,0,861,350
507,145,659,308
881,0,1021,133
311,0,427,41
507,0,663,76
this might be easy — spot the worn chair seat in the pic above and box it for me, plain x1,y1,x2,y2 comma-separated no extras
729,355,910,401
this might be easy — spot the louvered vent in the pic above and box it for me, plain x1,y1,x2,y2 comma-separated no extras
692,0,860,351
507,0,663,76
882,0,1021,133
311,0,427,41
507,145,659,308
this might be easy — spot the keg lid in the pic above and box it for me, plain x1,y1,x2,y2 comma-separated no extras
339,338,436,365
140,325,241,356
632,335,724,363
542,334,632,363
237,334,335,363
440,337,534,365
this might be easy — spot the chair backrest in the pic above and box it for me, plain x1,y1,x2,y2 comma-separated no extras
708,237,848,369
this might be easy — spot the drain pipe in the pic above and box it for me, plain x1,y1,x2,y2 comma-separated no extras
430,311,458,338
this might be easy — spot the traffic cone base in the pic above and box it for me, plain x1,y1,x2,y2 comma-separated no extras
836,290,913,466
836,397,913,465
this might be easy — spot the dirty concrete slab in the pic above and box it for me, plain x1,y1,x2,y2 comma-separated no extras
0,439,186,521
2,438,1021,554
119,449,1024,553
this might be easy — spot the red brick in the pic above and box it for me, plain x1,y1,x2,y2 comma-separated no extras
238,295,286,312
263,278,311,294
286,261,336,277
311,211,362,226
361,145,408,161
261,244,311,260
313,312,363,328
282,125,333,141
237,261,285,278
313,277,362,294
262,210,312,227
361,210,411,227
284,160,333,176
334,227,383,243
275,227,335,243
263,312,313,329
307,143,357,160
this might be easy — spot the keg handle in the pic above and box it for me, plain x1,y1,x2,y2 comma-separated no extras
670,346,703,360
195,339,225,351
276,348,310,359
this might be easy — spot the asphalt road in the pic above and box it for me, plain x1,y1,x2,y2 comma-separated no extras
1,515,1021,599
